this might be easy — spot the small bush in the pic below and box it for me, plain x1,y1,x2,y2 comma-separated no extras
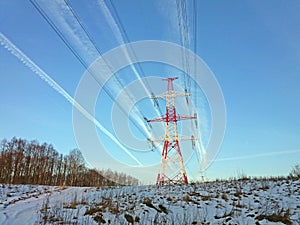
221,193,229,201
182,195,190,202
289,164,300,179
94,213,106,223
124,214,134,224
256,213,291,225
84,207,102,215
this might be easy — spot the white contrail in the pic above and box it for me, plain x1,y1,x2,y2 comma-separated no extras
156,0,208,166
45,0,152,138
96,0,164,129
215,149,300,162
38,0,99,64
0,32,142,166
96,0,144,79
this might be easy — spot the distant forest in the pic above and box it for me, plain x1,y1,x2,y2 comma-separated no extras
0,137,139,186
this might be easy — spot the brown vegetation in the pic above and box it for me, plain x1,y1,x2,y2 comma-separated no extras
0,137,139,186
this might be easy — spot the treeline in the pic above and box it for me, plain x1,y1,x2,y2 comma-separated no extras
0,137,139,186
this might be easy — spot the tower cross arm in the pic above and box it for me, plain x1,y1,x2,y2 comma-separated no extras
147,135,197,143
180,135,198,141
151,92,190,99
177,114,197,121
147,137,165,143
147,117,166,123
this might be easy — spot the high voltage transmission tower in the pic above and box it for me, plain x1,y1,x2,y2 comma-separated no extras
147,77,197,186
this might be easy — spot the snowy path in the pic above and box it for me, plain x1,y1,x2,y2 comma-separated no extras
0,180,299,224
0,187,86,225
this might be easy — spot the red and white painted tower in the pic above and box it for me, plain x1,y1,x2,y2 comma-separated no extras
147,77,196,186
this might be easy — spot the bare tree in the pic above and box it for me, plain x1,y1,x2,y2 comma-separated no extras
289,164,300,179
0,137,140,187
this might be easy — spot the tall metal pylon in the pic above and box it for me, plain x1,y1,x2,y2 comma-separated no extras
147,77,196,186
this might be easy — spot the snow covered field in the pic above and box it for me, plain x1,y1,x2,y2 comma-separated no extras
0,184,71,224
0,179,299,224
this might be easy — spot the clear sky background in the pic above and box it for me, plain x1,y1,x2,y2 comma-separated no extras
0,0,300,183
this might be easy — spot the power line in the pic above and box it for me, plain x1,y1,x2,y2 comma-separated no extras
30,0,86,70
193,0,198,107
63,0,151,122
175,0,187,91
108,0,164,117
29,0,150,139
175,0,192,95
175,0,201,163
182,0,191,91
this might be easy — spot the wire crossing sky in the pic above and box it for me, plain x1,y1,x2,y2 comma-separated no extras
0,0,300,182
0,32,143,166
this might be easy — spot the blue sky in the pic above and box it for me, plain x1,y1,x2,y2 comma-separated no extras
0,0,300,183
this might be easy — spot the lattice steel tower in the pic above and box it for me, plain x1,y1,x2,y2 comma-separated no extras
147,77,196,186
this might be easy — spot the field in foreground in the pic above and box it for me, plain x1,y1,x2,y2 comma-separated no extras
0,178,299,224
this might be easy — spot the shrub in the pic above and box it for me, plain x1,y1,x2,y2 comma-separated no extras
289,164,300,179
